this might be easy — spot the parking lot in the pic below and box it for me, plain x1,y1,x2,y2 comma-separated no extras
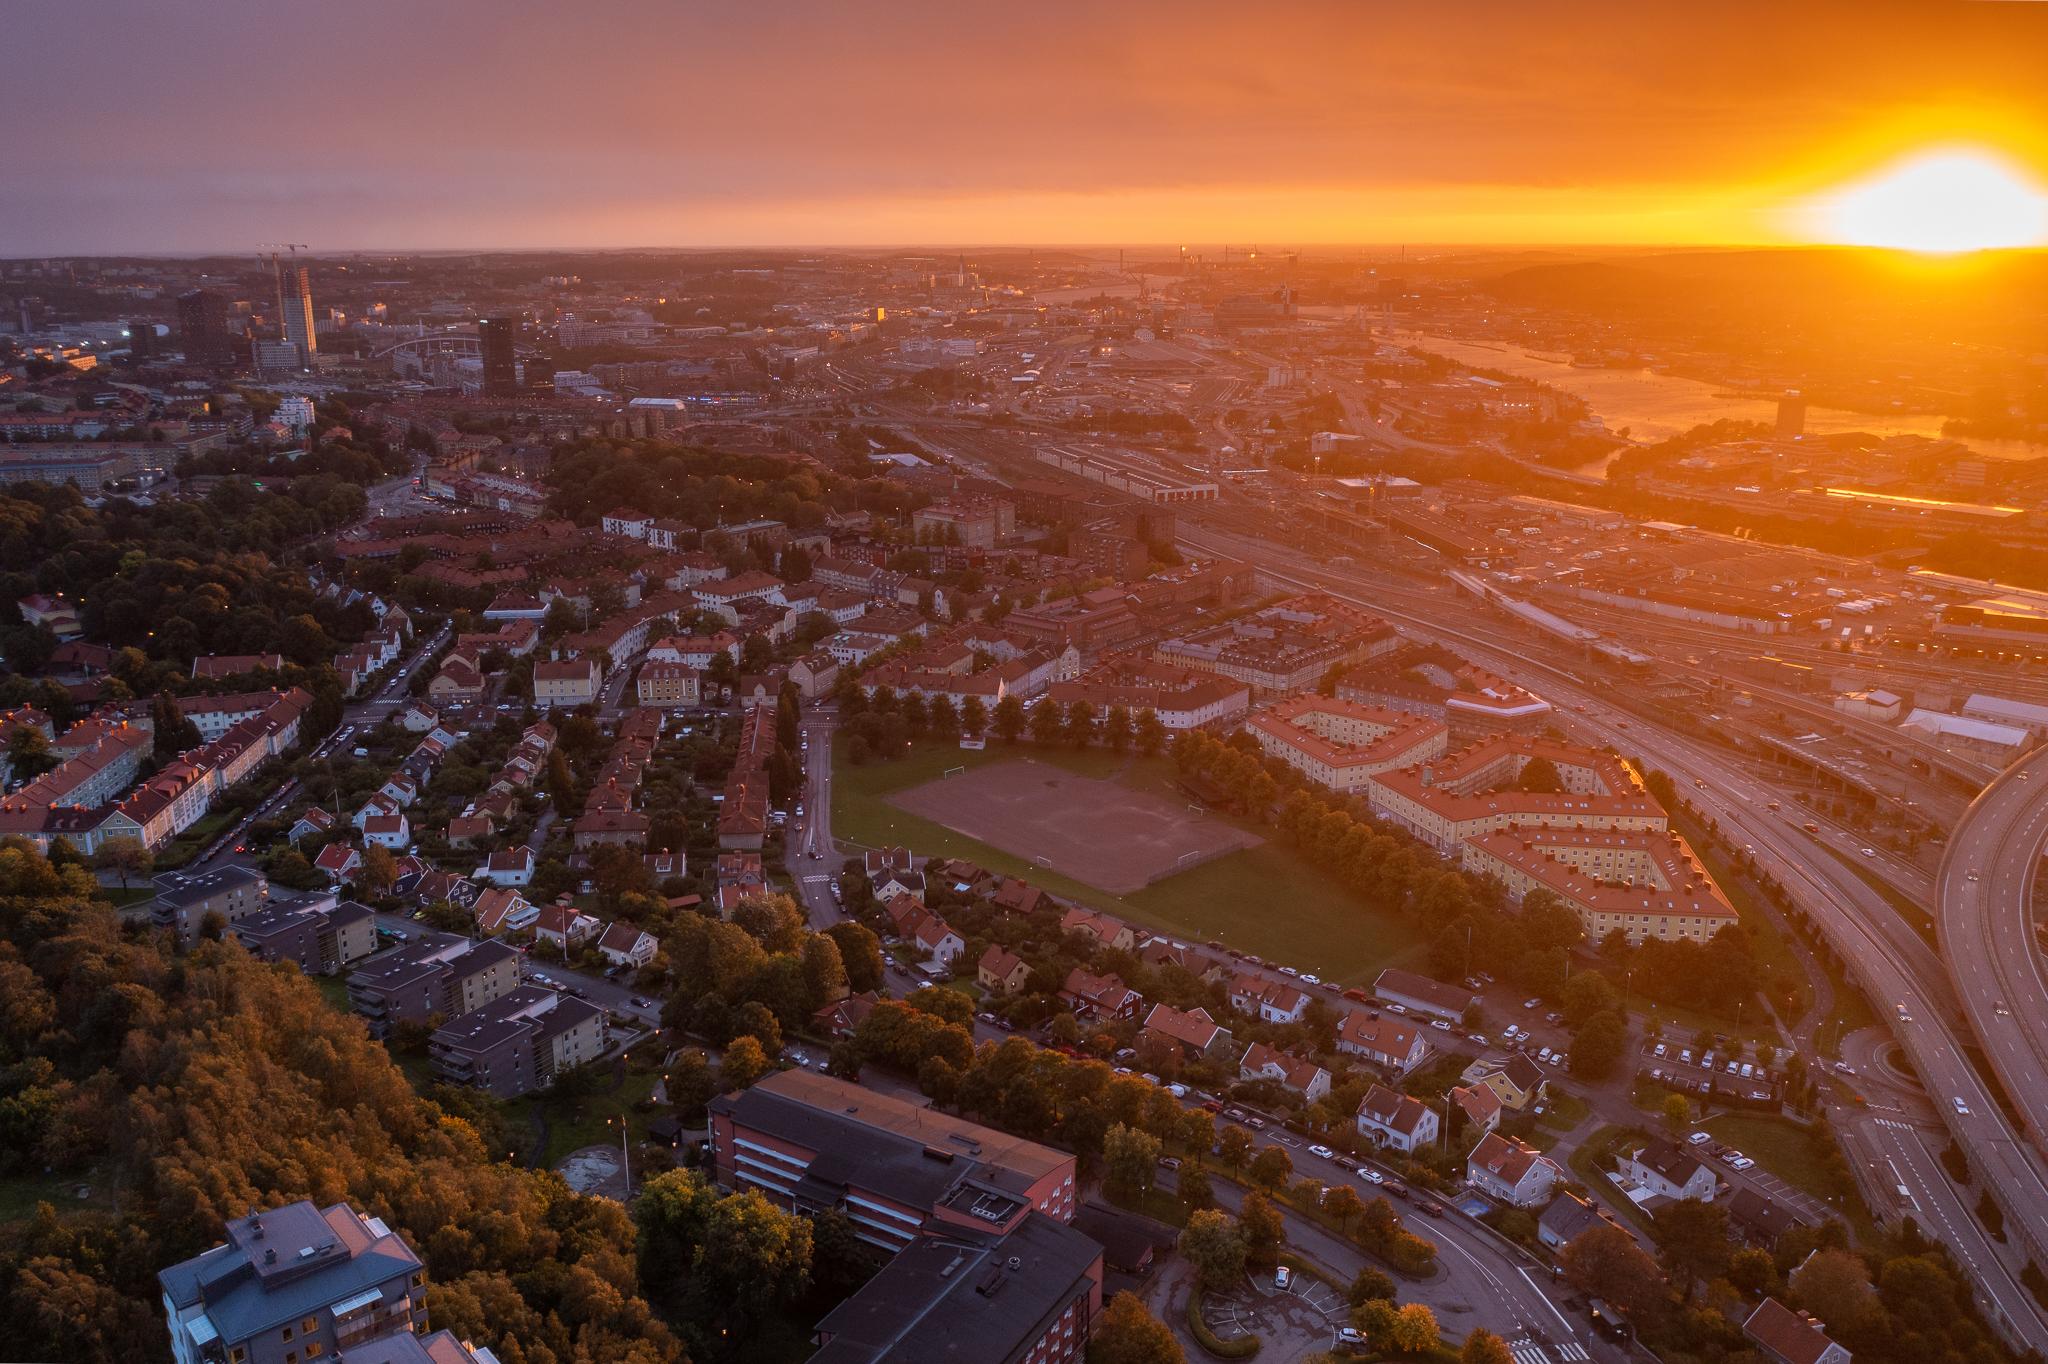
1201,1267,1354,1359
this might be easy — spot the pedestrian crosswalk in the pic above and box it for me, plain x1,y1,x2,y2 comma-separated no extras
1875,1118,1914,1131
1507,1338,1589,1364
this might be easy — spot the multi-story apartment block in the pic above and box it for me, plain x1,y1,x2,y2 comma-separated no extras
427,985,608,1097
158,1201,428,1364
345,934,522,1038
229,892,378,975
151,865,270,946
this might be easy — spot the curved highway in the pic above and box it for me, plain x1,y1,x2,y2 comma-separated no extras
1939,748,2048,1154
1178,520,2048,1349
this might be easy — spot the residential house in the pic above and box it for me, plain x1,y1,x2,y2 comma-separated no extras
472,887,538,936
1744,1298,1853,1364
1620,1137,1720,1203
1355,1082,1439,1152
1372,967,1477,1022
534,657,601,710
1467,1133,1562,1208
1230,974,1311,1024
289,807,338,844
534,902,602,952
1448,1083,1503,1139
1536,1191,1616,1251
911,915,966,968
1336,1009,1429,1073
314,843,362,883
597,921,659,969
363,812,411,850
1729,1187,1802,1248
1061,967,1143,1022
1239,1042,1332,1103
992,879,1046,916
1060,907,1135,953
1137,1003,1234,1066
1463,1053,1548,1112
474,846,535,887
813,991,880,1040
979,945,1031,995
447,813,496,848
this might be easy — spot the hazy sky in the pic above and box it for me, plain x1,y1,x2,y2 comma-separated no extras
5,0,2046,253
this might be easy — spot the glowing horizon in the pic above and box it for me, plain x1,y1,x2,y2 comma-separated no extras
4,1,2047,255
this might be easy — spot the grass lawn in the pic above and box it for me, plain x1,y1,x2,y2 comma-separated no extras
1819,844,1936,948
1534,1090,1591,1136
1566,1124,1656,1232
94,884,157,907
834,739,1423,983
1702,1112,1873,1241
0,1169,119,1224
524,1054,666,1168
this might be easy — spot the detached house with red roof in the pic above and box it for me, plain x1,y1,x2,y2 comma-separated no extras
1061,968,1143,1022
1467,1133,1563,1207
979,945,1031,995
1238,1042,1331,1103
313,843,361,882
1355,1082,1439,1152
1138,1003,1234,1066
598,921,659,969
1060,907,1135,953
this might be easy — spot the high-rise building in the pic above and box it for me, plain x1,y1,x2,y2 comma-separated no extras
281,266,317,366
176,289,237,369
1775,390,1806,438
478,316,519,396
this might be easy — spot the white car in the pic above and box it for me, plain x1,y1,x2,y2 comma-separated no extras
1360,1168,1384,1185
1688,1131,1710,1145
1954,1096,1972,1116
1430,1019,1451,1032
1728,1156,1756,1171
1301,973,1321,985
1308,1144,1335,1159
1274,1266,1292,1292
1279,966,1300,977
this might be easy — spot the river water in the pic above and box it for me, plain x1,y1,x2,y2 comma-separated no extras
1386,330,2048,476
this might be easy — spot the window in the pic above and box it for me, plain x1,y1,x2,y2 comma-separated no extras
306,1344,325,1359
282,1326,294,1342
286,1354,297,1364
230,1350,246,1364
302,1319,318,1335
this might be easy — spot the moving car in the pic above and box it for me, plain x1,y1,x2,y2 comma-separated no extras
1954,1096,1972,1116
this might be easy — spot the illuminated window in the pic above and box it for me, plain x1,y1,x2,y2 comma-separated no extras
307,1344,325,1359
302,1319,318,1334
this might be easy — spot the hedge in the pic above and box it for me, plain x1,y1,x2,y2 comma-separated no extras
1187,1284,1262,1359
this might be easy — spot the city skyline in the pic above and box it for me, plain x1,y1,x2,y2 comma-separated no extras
6,0,2048,255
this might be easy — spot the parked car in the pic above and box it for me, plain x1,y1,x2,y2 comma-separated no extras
1308,1144,1335,1159
1274,1266,1292,1292
1523,998,1542,1010
1158,1156,1183,1171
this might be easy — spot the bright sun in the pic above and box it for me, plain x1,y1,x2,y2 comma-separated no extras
1818,149,2048,254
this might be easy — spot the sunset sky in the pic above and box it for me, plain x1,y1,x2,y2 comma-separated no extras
6,0,2047,254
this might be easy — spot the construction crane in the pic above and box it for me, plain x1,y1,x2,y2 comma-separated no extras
256,243,309,321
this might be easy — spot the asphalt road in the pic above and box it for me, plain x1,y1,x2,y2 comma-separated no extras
1937,746,2048,1183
